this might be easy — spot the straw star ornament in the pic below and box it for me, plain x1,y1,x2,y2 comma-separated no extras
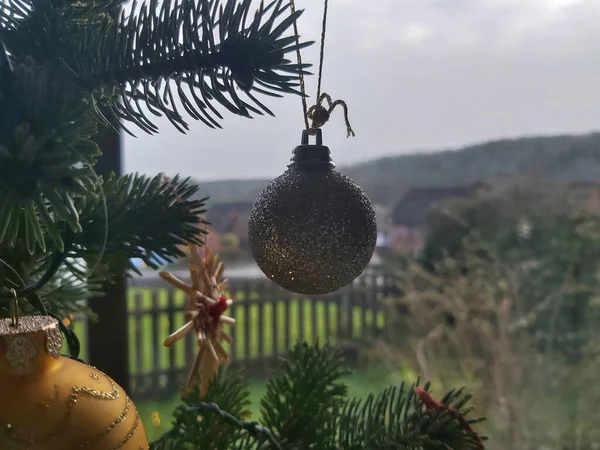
159,246,235,396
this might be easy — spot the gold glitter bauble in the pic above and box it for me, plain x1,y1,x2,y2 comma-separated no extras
248,130,377,295
0,315,148,450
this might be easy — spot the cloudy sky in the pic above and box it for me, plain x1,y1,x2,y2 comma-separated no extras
123,0,600,180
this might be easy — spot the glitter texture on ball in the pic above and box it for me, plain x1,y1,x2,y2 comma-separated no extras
248,130,377,295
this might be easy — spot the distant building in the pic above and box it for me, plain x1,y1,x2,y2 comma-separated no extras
203,224,222,252
372,204,391,249
389,182,488,254
376,232,389,248
205,202,254,250
567,181,600,214
176,222,222,257
373,204,392,231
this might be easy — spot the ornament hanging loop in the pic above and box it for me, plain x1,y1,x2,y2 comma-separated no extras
301,128,323,146
9,288,20,328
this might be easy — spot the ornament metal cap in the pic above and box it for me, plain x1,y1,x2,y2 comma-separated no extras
0,315,61,345
289,129,335,171
0,293,63,370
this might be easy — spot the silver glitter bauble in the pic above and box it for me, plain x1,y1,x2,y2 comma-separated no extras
248,130,377,295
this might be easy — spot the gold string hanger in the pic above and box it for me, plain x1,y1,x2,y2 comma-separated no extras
290,0,355,138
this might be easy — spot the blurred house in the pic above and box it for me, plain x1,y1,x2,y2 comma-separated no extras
202,224,222,252
373,204,392,231
566,181,600,214
205,202,254,251
372,204,391,250
389,182,489,254
376,232,389,248
175,223,221,258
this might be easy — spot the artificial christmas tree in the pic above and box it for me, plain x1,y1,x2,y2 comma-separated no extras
0,0,485,447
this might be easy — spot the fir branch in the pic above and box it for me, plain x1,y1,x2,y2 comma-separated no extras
73,173,206,275
259,340,351,449
2,0,312,135
180,403,280,450
148,342,487,450
87,0,313,134
151,368,255,450
336,382,487,450
0,53,100,252
0,0,312,252
39,263,103,319
0,269,101,320
336,382,423,449
0,0,116,67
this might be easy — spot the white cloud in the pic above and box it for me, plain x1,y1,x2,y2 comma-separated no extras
332,0,600,53
546,0,585,9
403,23,433,43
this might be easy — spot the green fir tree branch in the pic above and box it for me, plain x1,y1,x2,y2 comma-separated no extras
151,368,254,450
259,340,351,449
150,342,487,450
73,173,207,276
0,0,312,134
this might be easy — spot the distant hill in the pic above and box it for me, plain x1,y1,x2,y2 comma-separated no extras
191,132,600,207
192,179,271,205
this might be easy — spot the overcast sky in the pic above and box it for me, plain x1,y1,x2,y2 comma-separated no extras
123,0,600,181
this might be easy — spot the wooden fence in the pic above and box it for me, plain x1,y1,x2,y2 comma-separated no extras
72,272,397,401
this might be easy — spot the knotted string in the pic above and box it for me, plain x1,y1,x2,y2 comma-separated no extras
289,0,355,138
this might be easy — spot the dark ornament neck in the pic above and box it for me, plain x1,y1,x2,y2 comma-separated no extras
288,129,336,172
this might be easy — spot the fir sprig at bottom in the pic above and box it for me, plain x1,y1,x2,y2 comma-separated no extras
150,341,486,450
